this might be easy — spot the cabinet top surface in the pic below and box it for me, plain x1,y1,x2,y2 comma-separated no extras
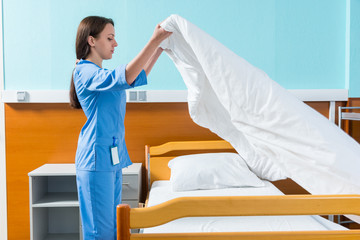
28,163,142,176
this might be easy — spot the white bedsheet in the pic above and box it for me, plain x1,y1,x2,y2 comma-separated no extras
160,15,360,195
143,181,347,233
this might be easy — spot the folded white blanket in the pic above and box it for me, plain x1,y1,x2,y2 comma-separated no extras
160,14,360,195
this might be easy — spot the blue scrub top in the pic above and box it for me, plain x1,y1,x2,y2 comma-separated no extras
73,59,147,171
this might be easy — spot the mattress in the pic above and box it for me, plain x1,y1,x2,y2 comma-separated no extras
142,180,348,233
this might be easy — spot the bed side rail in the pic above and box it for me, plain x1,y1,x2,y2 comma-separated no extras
117,194,360,240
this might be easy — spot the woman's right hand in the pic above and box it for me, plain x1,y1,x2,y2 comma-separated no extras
150,23,172,45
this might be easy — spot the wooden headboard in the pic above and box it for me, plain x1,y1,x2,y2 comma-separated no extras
145,140,234,190
144,140,311,196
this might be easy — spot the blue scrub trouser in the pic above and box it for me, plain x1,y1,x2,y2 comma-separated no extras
76,170,122,240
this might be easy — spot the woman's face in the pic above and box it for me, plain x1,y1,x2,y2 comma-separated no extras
93,23,118,60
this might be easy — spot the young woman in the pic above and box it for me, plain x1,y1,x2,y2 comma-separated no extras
69,16,171,239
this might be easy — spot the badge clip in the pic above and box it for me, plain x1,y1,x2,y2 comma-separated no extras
111,137,120,165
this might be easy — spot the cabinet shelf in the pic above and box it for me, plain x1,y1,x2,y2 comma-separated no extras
33,192,79,208
44,233,79,240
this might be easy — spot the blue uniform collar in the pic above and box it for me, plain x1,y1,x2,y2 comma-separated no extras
78,59,101,68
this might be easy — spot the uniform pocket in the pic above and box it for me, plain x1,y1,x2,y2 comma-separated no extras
94,141,117,171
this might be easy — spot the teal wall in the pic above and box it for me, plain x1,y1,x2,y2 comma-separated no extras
2,0,359,96
350,0,360,97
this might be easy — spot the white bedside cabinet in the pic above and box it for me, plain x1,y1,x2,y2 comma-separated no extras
28,163,142,240
121,163,142,208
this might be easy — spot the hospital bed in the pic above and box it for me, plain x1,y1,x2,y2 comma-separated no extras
117,140,360,240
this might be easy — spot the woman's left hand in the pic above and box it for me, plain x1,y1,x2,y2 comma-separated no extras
150,24,172,45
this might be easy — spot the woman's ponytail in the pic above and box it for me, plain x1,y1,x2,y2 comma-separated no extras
69,70,81,109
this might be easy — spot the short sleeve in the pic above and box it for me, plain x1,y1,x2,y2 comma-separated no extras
81,64,127,91
75,62,148,92
81,64,146,91
129,69,147,88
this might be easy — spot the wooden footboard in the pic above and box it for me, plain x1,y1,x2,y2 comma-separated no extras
117,194,360,240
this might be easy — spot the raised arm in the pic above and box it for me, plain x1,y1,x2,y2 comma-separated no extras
143,47,163,76
125,24,171,85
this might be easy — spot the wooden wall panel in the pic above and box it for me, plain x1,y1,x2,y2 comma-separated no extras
5,104,85,240
124,103,220,162
4,101,343,240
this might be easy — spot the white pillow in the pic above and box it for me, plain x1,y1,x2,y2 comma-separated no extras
168,153,265,191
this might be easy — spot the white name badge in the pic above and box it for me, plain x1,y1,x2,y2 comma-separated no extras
111,146,120,165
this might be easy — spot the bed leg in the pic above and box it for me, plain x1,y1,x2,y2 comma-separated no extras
117,204,130,240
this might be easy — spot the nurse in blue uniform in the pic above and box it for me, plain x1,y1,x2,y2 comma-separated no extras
69,16,171,240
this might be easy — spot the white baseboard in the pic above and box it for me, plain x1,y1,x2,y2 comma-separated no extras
1,89,349,103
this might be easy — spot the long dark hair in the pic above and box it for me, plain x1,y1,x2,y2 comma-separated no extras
70,16,114,109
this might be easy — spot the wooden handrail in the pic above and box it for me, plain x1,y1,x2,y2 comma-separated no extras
128,195,360,228
149,140,233,156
